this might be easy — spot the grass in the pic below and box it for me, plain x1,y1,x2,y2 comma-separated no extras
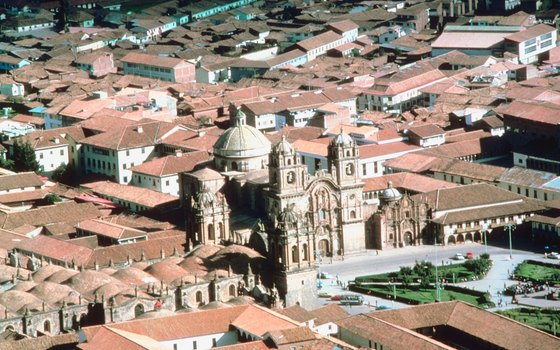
496,308,560,335
514,261,560,284
361,284,491,307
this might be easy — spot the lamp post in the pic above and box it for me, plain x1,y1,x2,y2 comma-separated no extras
480,223,492,255
504,218,522,260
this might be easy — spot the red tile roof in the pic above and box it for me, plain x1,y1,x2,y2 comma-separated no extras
130,151,211,177
505,24,556,43
15,235,93,266
121,53,192,69
359,142,420,159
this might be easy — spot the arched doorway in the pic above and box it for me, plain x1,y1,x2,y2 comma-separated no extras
465,232,473,243
291,245,299,263
302,243,308,261
208,223,215,240
134,304,144,317
196,291,203,305
43,320,51,333
473,232,482,243
403,231,413,246
456,234,465,244
448,235,456,245
229,284,236,297
318,239,330,257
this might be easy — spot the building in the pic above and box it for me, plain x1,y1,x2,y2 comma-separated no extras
504,24,557,64
121,53,195,83
75,52,117,78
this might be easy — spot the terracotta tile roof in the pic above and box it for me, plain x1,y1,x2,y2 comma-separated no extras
187,167,224,181
77,219,146,240
82,304,297,341
266,126,325,145
328,20,359,33
432,31,510,50
337,313,455,350
505,24,556,43
58,97,115,120
293,139,329,157
430,158,506,182
0,332,78,350
130,151,211,177
121,53,191,69
413,183,525,212
406,124,445,138
0,189,48,205
0,172,44,192
11,114,45,126
419,136,510,159
81,121,176,150
231,304,301,337
213,340,269,350
82,181,180,208
309,303,349,326
266,327,318,345
495,100,560,125
15,234,93,266
363,172,459,193
383,152,444,173
296,31,343,52
359,142,420,159
87,232,186,268
0,202,101,230
275,305,314,323
369,301,560,350
78,326,167,350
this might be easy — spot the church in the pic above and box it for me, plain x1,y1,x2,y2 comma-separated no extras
180,110,366,308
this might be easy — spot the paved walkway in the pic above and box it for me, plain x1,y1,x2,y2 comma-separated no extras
316,248,560,313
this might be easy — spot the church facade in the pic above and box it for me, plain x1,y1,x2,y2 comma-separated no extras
180,111,366,308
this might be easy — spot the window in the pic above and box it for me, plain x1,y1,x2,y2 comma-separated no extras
124,176,127,182
165,180,169,186
193,341,197,350
39,153,43,159
60,149,64,155
126,150,130,156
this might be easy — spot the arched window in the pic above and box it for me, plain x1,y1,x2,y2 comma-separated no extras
291,245,299,263
231,162,238,171
43,320,51,333
218,222,224,239
208,224,215,240
319,209,326,221
350,210,356,219
229,284,236,297
134,304,144,317
196,291,203,304
302,243,308,261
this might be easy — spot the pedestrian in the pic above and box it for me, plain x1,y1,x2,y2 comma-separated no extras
376,250,379,255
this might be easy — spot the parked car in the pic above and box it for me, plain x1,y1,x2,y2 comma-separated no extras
318,291,332,298
547,252,560,259
317,271,333,279
330,295,342,301
339,294,364,305
466,252,474,259
452,253,465,260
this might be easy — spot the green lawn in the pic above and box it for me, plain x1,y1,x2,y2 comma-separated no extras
496,308,560,336
514,261,560,284
361,284,490,307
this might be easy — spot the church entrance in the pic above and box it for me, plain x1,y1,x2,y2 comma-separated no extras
403,231,413,246
318,239,330,257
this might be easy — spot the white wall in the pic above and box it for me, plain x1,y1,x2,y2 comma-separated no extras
162,331,238,350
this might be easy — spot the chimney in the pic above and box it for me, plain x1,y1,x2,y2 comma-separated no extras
136,125,143,133
53,137,60,144
197,130,205,137
175,149,183,157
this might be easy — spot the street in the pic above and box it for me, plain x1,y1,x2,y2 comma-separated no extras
315,243,558,314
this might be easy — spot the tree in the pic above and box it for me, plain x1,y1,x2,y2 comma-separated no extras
398,266,413,288
12,139,40,173
464,258,491,276
0,157,14,171
52,163,78,186
414,260,434,289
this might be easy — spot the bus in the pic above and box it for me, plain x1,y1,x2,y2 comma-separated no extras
339,294,364,305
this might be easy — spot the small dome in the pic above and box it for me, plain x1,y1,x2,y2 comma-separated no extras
277,206,299,224
213,110,271,158
196,187,216,207
380,181,402,203
273,135,294,155
330,131,354,147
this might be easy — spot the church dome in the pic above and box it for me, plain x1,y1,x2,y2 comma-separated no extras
277,206,299,225
380,181,402,203
273,135,294,155
214,110,271,158
330,130,354,147
196,187,216,207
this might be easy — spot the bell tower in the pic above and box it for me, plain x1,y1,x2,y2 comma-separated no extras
328,130,360,186
269,205,317,308
268,135,306,195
